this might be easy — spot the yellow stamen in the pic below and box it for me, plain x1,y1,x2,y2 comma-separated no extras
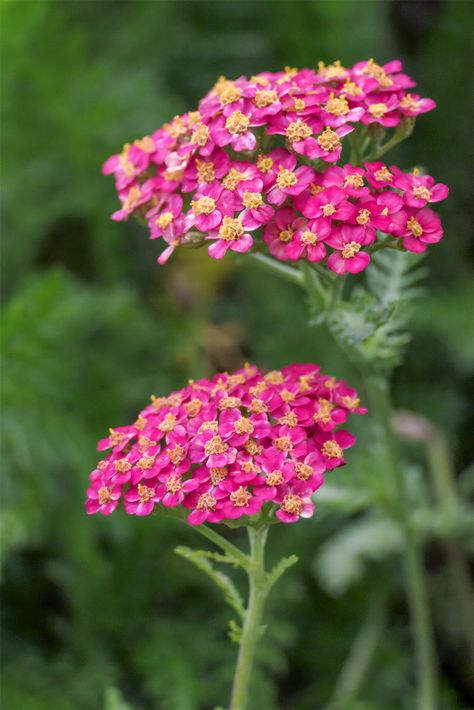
341,241,361,259
191,196,216,216
322,440,343,458
218,216,244,242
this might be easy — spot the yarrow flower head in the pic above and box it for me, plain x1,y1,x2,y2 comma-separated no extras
86,363,366,525
103,59,448,275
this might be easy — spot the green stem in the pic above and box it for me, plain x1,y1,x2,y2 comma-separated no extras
364,375,438,710
229,525,269,710
250,252,304,286
193,523,250,568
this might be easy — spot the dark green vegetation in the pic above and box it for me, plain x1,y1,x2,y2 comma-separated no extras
2,1,473,708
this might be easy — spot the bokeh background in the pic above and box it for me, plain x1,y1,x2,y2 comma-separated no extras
2,1,473,708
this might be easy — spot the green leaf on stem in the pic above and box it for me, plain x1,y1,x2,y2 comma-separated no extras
175,545,245,619
266,555,299,591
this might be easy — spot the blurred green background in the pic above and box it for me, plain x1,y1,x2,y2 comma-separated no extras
2,1,473,708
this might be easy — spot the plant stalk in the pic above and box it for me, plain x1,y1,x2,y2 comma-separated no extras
229,525,269,710
364,375,438,710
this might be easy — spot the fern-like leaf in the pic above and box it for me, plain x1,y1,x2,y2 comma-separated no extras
175,546,245,619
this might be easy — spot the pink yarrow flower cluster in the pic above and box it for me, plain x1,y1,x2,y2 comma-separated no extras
103,59,447,273
85,363,366,525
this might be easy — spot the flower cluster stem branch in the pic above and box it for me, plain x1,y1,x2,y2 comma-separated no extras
250,252,304,286
193,523,250,567
363,374,438,710
229,525,269,710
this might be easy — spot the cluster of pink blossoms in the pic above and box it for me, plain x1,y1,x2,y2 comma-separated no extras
85,364,366,525
103,59,448,274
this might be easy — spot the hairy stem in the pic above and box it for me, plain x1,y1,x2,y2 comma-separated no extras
364,375,438,710
229,525,269,710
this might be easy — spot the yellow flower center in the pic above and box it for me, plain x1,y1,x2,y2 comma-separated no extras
341,395,360,410
324,93,350,116
134,135,155,153
220,85,243,106
218,216,244,241
204,435,228,456
274,436,293,452
138,483,156,503
265,470,284,486
191,196,216,216
344,173,364,188
317,60,346,80
400,94,418,110
249,381,267,396
368,102,389,118
114,459,131,473
196,159,216,184
98,486,112,505
242,191,263,209
407,216,423,237
222,168,245,190
191,123,210,146
322,440,343,458
322,202,336,217
137,455,155,470
166,444,186,465
197,492,216,511
341,241,361,259
276,167,297,190
159,413,177,432
218,396,242,409
225,111,250,135
285,119,312,143
185,399,203,417
250,398,268,414
234,417,255,435
165,474,183,493
356,208,371,225
230,486,251,507
374,167,393,182
156,211,174,229
265,370,284,384
119,151,135,178
210,467,228,485
310,183,325,196
279,228,294,243
342,79,362,96
295,463,313,481
300,230,317,245
278,411,298,427
242,461,260,474
199,420,219,434
164,168,184,182
362,59,393,88
412,185,431,201
317,127,341,152
313,398,334,424
245,439,263,456
164,116,187,139
257,155,274,173
292,98,306,112
253,89,278,108
281,494,303,515
108,428,125,447
280,389,296,403
122,186,142,212
134,416,147,430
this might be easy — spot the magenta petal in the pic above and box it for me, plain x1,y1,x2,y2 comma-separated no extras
345,251,370,274
208,240,229,259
